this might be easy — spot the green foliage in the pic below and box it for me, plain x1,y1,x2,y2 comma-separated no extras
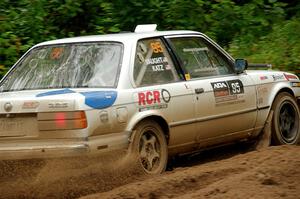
230,17,300,71
0,0,299,78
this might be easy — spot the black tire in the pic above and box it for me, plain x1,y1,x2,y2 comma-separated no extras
271,92,300,145
129,120,168,174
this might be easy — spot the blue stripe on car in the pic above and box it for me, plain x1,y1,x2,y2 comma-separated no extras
36,89,76,97
79,91,117,109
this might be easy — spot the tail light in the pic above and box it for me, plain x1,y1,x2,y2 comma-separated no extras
37,111,87,131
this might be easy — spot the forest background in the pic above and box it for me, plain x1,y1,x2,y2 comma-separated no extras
0,0,299,78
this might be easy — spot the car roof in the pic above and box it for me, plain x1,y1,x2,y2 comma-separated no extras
35,30,202,47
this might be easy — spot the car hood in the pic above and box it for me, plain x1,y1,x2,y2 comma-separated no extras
0,88,118,113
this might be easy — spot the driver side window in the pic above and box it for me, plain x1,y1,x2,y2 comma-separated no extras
169,37,234,79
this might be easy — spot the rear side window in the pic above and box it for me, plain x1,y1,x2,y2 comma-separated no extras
169,37,234,79
133,38,179,87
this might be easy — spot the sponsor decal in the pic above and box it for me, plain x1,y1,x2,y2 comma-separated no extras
211,79,244,105
36,89,76,97
48,102,68,109
272,74,285,81
215,100,245,107
37,89,117,109
22,101,40,109
211,81,229,97
260,76,268,80
257,85,269,105
137,89,171,111
80,91,117,109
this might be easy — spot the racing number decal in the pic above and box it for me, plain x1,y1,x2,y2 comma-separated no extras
211,79,244,98
227,80,244,95
150,42,163,53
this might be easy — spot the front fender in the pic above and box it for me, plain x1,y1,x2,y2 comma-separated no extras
255,81,295,130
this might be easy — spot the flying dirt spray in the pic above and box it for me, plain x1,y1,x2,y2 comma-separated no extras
0,150,145,199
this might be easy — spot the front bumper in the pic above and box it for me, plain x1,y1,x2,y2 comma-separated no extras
0,132,130,160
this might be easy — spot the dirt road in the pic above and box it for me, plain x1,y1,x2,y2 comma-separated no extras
0,145,299,199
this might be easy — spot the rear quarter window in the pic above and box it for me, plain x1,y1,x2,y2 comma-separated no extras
133,38,179,87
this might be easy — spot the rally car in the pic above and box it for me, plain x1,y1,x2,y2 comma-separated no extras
0,24,299,174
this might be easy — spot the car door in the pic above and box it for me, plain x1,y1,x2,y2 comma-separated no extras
166,35,257,146
132,37,198,151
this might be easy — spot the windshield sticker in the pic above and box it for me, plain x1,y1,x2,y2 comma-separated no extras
51,47,64,60
211,80,244,105
145,57,168,65
185,74,191,80
152,65,164,72
183,47,208,52
145,57,169,72
137,89,171,112
150,42,163,53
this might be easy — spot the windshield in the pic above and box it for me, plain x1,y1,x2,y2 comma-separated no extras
0,42,123,92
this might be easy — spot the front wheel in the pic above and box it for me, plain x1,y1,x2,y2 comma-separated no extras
129,120,168,174
271,92,300,145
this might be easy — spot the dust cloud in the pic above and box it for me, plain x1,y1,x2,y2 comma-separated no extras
0,150,145,199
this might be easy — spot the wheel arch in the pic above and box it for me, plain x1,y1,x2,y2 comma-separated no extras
268,83,296,107
127,113,170,144
255,83,296,133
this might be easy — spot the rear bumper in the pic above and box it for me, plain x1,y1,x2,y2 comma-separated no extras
0,132,130,160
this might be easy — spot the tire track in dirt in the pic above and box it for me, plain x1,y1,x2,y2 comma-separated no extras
82,145,300,199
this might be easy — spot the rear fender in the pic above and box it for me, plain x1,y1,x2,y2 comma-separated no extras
126,110,169,138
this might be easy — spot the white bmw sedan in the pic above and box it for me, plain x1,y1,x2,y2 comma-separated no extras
0,24,299,174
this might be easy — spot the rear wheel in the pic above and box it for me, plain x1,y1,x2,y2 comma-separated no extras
129,120,168,174
271,92,300,145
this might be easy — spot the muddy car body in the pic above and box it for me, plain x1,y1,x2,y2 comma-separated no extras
0,24,300,173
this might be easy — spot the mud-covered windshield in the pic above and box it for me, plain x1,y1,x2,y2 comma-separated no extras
0,42,123,92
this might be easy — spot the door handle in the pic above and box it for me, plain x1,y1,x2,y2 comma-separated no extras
195,88,204,94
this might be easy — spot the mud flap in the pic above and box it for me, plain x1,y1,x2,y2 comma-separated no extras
255,110,273,150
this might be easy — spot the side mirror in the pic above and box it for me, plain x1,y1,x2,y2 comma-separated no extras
234,59,248,74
